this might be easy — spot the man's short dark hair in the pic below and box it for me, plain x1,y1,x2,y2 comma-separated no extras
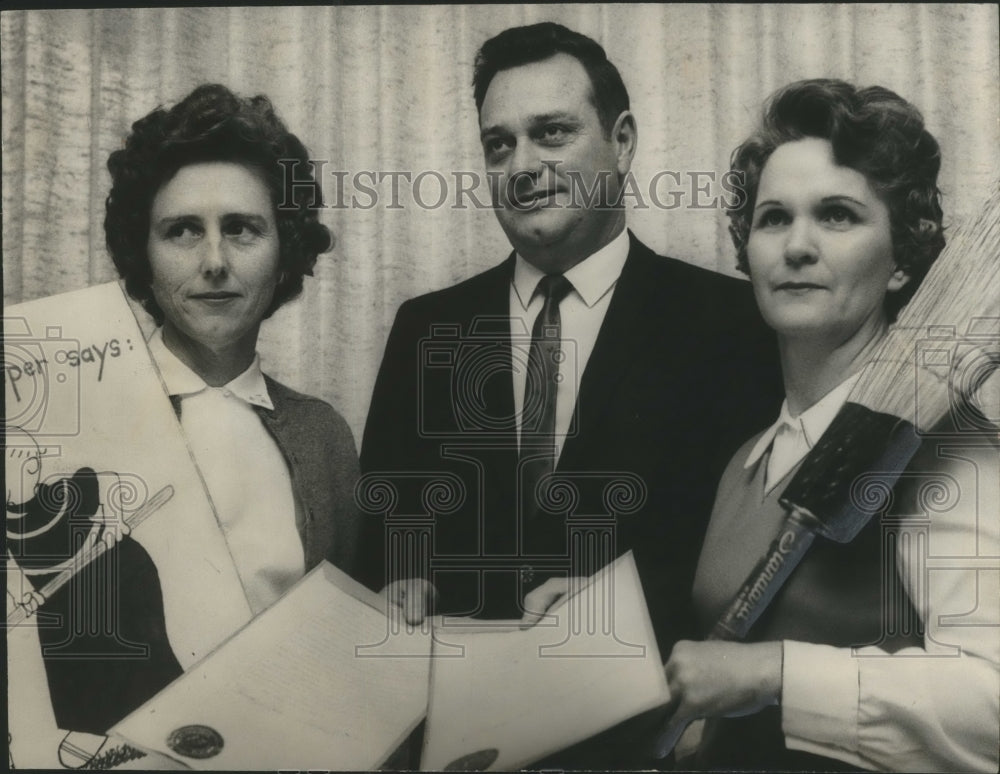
105,83,332,325
727,78,945,322
473,22,629,138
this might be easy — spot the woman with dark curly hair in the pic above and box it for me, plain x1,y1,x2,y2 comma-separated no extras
660,79,999,771
105,83,362,616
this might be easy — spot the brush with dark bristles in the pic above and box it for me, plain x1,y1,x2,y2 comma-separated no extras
654,180,1000,758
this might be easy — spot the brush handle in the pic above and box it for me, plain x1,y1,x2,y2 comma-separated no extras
654,406,919,759
779,402,922,543
711,507,818,641
6,485,174,627
652,508,818,759
652,715,691,761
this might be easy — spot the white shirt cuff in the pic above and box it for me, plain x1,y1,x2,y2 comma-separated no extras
781,639,859,751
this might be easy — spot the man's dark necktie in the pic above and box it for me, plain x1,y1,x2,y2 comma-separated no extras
520,273,573,521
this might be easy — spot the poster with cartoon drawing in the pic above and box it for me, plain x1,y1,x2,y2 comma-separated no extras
4,281,251,769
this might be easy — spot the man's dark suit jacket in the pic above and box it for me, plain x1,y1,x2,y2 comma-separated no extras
359,232,782,654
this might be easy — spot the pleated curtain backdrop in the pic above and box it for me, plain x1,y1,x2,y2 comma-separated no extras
3,4,998,441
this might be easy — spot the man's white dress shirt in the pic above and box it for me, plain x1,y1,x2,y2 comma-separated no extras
510,228,629,460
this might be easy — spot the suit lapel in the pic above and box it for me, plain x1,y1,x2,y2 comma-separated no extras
558,233,661,471
471,254,517,436
454,257,519,547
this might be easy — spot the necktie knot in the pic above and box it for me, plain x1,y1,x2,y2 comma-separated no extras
536,274,573,305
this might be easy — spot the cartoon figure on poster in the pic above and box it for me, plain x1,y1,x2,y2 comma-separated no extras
5,423,178,766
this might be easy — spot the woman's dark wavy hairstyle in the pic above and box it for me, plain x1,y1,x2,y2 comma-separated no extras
105,83,332,324
727,78,945,322
473,22,629,139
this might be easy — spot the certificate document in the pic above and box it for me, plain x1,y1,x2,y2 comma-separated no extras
421,551,670,770
112,562,432,770
111,552,667,770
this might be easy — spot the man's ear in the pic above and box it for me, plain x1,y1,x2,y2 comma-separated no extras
611,110,637,177
887,265,910,293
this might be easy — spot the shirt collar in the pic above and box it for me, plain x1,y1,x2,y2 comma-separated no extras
745,371,862,469
511,227,630,310
147,327,274,410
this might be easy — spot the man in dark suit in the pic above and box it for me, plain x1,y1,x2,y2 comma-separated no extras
360,20,780,702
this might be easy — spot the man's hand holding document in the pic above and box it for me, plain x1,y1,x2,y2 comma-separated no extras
111,552,669,770
421,551,670,771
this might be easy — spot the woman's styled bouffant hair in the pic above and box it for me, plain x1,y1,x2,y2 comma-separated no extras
727,78,945,321
104,83,332,324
